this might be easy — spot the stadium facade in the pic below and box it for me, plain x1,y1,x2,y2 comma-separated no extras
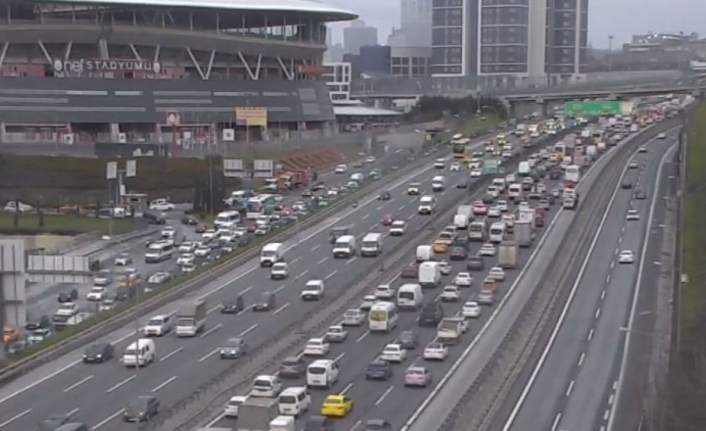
0,0,357,145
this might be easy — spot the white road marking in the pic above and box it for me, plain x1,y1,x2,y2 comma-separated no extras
273,303,290,315
350,420,362,431
334,352,346,362
0,408,31,429
346,257,357,265
274,285,286,294
340,382,354,394
239,323,259,337
200,323,222,338
91,409,124,430
160,347,183,362
565,380,575,397
106,375,136,393
63,375,94,393
325,270,338,280
601,290,606,300
587,328,595,341
151,376,177,393
362,214,370,219
207,304,221,314
375,386,394,405
318,257,328,265
398,205,406,211
356,330,370,342
609,394,615,405
198,348,220,363
595,307,601,319
291,257,301,264
578,352,586,367
312,244,321,251
66,407,81,417
551,413,561,431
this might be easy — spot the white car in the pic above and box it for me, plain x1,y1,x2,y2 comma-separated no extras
626,209,640,220
502,151,513,159
143,315,171,336
365,156,376,163
194,246,210,257
505,174,516,183
360,295,377,311
86,286,107,301
381,343,407,362
177,253,195,266
325,325,348,343
496,200,509,212
327,188,339,197
4,201,33,213
438,260,452,276
453,272,473,287
201,229,216,240
470,169,482,177
114,253,132,266
342,309,366,326
270,262,289,279
619,250,635,264
479,243,496,257
161,226,176,238
301,280,325,301
638,146,647,153
224,395,248,418
440,285,461,302
335,164,348,173
628,161,638,169
488,206,501,218
390,220,407,236
488,266,506,281
462,301,481,318
178,242,196,253
450,162,461,171
423,342,448,361
55,302,79,317
375,284,396,300
486,186,500,198
149,199,175,211
472,202,488,215
657,132,666,139
434,158,445,169
303,338,330,356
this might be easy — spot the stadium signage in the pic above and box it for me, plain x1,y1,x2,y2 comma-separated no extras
53,59,162,74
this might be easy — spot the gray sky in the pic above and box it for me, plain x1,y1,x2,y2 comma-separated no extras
323,0,704,48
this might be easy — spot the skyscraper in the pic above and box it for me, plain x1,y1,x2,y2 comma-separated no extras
394,0,432,47
343,20,378,55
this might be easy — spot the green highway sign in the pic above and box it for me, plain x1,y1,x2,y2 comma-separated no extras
564,101,623,115
482,159,499,175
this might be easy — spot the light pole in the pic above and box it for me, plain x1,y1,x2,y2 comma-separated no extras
608,35,614,72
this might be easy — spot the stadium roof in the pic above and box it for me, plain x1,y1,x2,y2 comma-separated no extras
40,0,358,21
333,106,403,117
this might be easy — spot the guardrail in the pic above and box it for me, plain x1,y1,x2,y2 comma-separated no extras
430,118,684,431
141,125,587,431
0,124,503,384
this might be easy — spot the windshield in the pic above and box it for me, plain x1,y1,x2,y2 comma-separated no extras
325,398,342,405
308,366,326,375
362,241,377,248
470,224,483,232
253,379,272,388
262,250,275,257
399,291,414,300
124,347,138,355
369,309,387,321
279,395,297,404
490,228,503,235
147,318,163,326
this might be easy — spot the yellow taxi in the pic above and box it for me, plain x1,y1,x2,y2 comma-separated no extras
432,239,448,253
320,394,353,417
2,326,20,343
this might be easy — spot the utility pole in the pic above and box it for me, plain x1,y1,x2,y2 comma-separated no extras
608,35,614,72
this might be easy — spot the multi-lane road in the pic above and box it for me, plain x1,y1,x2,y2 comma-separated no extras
497,130,678,431
0,127,535,430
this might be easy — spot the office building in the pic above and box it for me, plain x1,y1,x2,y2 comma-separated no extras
343,20,379,55
323,62,352,101
391,46,432,77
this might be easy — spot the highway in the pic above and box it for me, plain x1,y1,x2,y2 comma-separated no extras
0,125,537,430
498,131,677,431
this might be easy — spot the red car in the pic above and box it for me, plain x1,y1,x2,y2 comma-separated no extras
401,265,419,279
382,215,395,226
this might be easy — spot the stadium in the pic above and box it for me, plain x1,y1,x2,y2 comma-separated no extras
0,0,356,146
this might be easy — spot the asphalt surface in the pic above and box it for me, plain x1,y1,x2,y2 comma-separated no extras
0,126,531,430
499,132,677,431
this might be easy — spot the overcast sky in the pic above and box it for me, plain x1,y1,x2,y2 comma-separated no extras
323,0,704,48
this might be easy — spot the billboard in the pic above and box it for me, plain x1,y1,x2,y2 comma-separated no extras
564,101,622,116
253,159,274,178
236,107,268,127
482,159,500,175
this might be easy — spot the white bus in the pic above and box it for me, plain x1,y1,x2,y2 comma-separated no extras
368,302,399,332
144,241,174,263
214,210,241,229
564,165,580,184
246,194,276,219
489,222,506,243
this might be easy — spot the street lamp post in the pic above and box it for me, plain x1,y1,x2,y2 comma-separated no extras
608,35,614,72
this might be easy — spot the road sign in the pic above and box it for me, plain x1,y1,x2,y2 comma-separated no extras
564,101,622,116
223,159,245,177
482,159,499,175
253,159,274,178
126,160,137,177
106,161,117,179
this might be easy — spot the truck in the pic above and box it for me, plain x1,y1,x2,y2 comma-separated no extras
418,261,441,288
518,208,535,227
175,298,207,337
437,317,465,344
416,245,434,262
498,240,518,268
563,189,579,210
269,416,295,431
514,220,534,248
564,133,577,154
238,398,279,431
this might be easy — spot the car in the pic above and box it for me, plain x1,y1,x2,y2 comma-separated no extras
149,199,174,211
453,272,473,287
382,214,394,226
389,220,407,236
538,199,551,210
374,284,396,300
365,359,393,380
3,200,33,213
462,300,481,318
177,253,195,266
634,189,647,199
342,309,366,326
320,394,353,417
438,260,452,275
488,266,506,281
220,337,247,359
496,200,509,212
124,395,160,422
398,330,419,350
360,295,377,311
434,158,445,169
279,356,307,378
325,325,348,342
270,262,289,279
224,395,248,418
301,280,325,301
334,164,348,174
86,286,108,301
450,162,461,171
467,255,485,271
57,288,78,303
93,269,114,286
36,414,73,431
628,161,638,169
479,243,496,257
380,343,406,362
440,285,461,302
626,209,640,220
25,315,51,331
364,419,393,431
470,169,482,177
178,242,196,253
457,179,469,188
194,245,211,257
488,206,501,217
407,183,421,195
621,180,633,189
144,315,172,336
404,366,432,387
365,155,376,163
619,250,635,264
449,247,467,261
473,202,488,215
378,191,391,200
27,328,52,344
221,296,245,314
418,302,444,327
55,302,79,316
657,132,666,139
401,264,419,279
114,253,132,266
304,338,330,356
638,145,647,152
253,291,275,311
423,342,449,361
161,226,175,238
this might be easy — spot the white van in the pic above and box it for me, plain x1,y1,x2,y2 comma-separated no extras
306,359,339,388
489,222,506,243
361,233,383,257
416,245,434,262
260,243,283,267
144,241,174,263
431,176,446,192
418,261,441,288
518,161,531,176
278,387,311,416
396,284,424,310
492,178,506,192
122,338,155,367
252,375,282,397
508,183,522,198
418,195,436,215
333,235,356,258
350,172,364,183
214,210,241,229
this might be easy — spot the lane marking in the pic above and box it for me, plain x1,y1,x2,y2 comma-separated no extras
67,407,80,417
291,257,301,264
604,409,610,420
296,269,309,280
398,205,406,211
273,303,290,315
350,420,363,431
605,274,611,284
239,323,259,337
610,260,615,269
551,413,561,431
565,380,575,397
346,257,357,265
200,323,222,338
601,290,606,300
587,328,595,341
274,285,286,294
312,244,321,251
151,376,177,393
207,304,221,314
63,375,94,393
198,348,220,363
341,382,354,394
595,308,601,319
608,394,615,405
325,270,338,280
617,236,623,244
375,386,394,406
91,409,124,430
356,330,370,342
578,352,586,367
106,374,136,393
0,408,31,429
333,352,346,362
160,347,183,362
318,257,328,265
362,214,370,219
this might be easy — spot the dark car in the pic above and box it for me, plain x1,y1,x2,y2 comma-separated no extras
310,182,326,192
220,337,247,359
279,356,307,378
378,191,391,200
83,342,114,363
364,419,393,431
142,210,166,225
181,215,198,226
304,416,335,431
221,295,245,314
621,180,633,189
25,315,51,331
398,330,419,350
329,227,350,244
467,255,485,271
365,359,393,380
124,395,160,422
482,194,494,204
550,170,562,180
401,265,418,279
35,414,72,431
634,189,647,199
418,302,444,327
57,289,78,303
456,180,469,188
521,182,533,191
253,291,275,311
449,247,467,261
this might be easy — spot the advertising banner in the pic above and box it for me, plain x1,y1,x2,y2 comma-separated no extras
236,107,268,127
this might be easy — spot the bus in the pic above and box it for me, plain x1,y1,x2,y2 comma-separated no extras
368,302,399,332
592,129,604,144
564,165,581,185
245,194,277,219
553,143,566,159
452,138,470,158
